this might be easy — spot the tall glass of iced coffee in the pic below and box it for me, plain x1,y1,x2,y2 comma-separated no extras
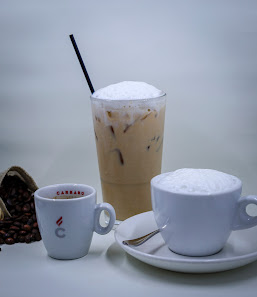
91,81,166,221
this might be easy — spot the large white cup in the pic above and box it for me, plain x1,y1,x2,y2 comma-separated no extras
34,184,116,260
151,172,257,256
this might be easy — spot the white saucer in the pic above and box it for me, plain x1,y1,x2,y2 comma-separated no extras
114,211,257,273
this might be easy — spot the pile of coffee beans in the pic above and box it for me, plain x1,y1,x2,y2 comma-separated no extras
0,175,41,246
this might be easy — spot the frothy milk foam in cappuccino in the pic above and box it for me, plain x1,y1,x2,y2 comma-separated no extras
154,168,241,195
91,81,166,220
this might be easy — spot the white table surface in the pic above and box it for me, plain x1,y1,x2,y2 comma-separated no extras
1,1,257,296
1,227,257,297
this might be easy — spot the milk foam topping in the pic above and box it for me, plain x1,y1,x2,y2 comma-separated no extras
92,81,165,100
154,169,241,194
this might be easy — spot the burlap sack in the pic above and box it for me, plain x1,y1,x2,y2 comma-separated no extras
0,166,38,220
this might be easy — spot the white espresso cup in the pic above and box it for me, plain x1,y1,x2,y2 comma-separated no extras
151,169,257,257
34,184,116,260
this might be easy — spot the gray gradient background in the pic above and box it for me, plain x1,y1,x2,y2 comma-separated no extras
0,0,257,198
1,2,257,297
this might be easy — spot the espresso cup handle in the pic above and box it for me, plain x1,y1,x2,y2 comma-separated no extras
232,195,257,230
94,203,116,235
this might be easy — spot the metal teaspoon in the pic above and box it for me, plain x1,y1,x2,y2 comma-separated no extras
122,229,160,246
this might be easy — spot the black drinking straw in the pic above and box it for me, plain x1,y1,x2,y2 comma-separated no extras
69,34,95,94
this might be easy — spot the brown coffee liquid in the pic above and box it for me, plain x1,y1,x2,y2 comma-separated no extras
52,195,83,199
91,97,166,221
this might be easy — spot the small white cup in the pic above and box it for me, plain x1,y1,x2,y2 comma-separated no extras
151,174,257,257
34,184,116,260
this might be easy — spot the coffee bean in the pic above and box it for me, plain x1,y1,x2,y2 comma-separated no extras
18,236,25,242
23,225,31,232
25,197,32,203
23,191,29,198
9,225,20,231
31,228,38,234
10,209,16,215
33,222,38,228
5,238,15,245
10,188,16,196
8,230,15,236
35,233,41,241
30,202,35,210
7,198,17,206
22,204,30,212
18,195,23,202
27,218,33,225
19,230,27,235
4,233,11,239
15,205,22,212
0,238,4,244
0,230,6,237
16,214,25,221
13,221,21,227
21,216,28,223
3,217,11,221
25,235,31,243
0,220,12,225
13,233,18,242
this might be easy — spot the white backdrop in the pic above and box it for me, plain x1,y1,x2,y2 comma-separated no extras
0,0,257,199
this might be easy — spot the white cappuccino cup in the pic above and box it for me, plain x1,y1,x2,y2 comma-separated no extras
151,169,257,256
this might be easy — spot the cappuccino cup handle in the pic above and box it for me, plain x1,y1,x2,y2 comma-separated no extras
94,203,116,235
232,195,257,230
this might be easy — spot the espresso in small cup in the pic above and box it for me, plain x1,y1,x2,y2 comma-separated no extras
34,184,116,260
52,195,84,199
151,168,257,256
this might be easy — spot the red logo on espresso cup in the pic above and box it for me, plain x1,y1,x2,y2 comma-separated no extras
55,216,65,238
56,216,63,226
